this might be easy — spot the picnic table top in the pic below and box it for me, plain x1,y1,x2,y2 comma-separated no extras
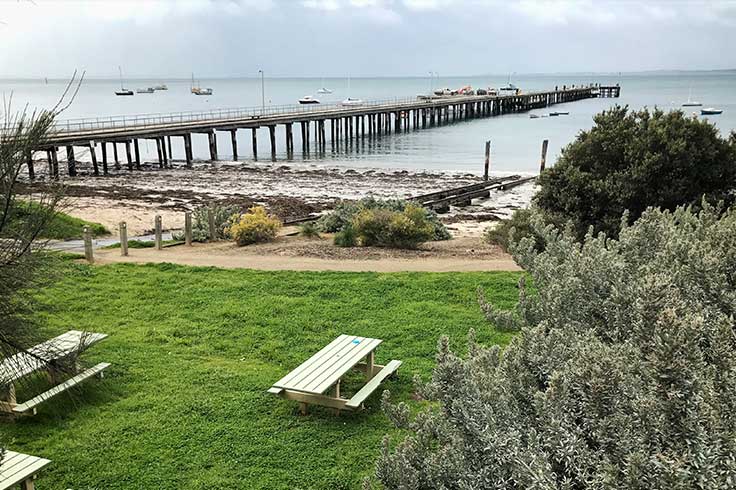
0,450,51,490
272,334,382,395
0,330,107,385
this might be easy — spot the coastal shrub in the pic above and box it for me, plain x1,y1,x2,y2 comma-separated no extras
318,197,450,241
535,105,736,239
352,204,434,249
172,204,238,242
298,221,321,238
227,206,281,246
333,223,357,247
483,207,546,252
376,201,736,490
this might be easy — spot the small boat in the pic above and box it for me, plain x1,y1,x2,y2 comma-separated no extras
529,114,540,119
115,66,134,96
701,108,723,115
153,84,168,91
682,88,702,107
341,97,364,107
316,78,332,94
549,111,569,116
137,87,154,94
499,84,518,92
299,95,320,104
191,73,213,95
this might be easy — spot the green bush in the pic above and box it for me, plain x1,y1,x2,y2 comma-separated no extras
318,197,450,241
483,207,546,252
377,202,736,489
535,106,736,239
1,200,108,240
174,204,239,243
352,204,434,249
333,223,357,247
227,206,281,246
298,221,321,238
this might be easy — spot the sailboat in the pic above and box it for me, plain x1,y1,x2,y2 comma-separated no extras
317,78,332,94
341,77,363,106
191,73,213,96
499,73,519,93
682,88,702,107
701,107,723,115
115,66,134,96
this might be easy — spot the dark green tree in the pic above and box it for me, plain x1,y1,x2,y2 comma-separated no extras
534,106,736,238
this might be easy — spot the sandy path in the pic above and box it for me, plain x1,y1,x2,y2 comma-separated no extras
93,239,521,272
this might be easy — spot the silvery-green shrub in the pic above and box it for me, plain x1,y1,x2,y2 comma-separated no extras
375,202,736,489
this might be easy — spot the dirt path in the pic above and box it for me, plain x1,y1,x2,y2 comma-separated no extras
93,237,521,272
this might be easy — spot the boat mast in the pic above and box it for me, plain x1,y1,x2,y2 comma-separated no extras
118,66,124,90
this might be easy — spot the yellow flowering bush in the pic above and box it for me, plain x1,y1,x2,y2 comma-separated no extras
226,206,281,246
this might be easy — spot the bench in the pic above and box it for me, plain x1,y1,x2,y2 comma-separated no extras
346,359,401,409
0,450,51,490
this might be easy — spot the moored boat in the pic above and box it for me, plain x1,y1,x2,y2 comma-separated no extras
154,84,168,91
701,107,723,115
341,97,364,107
137,87,155,94
549,111,569,116
682,88,702,107
115,66,134,96
299,95,320,104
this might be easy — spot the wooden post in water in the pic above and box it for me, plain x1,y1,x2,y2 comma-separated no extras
66,145,77,177
101,143,108,175
161,137,169,167
184,134,193,167
154,215,163,250
155,139,163,168
26,150,35,180
125,141,133,171
540,139,549,172
134,139,141,170
113,142,121,170
50,147,59,179
208,131,218,161
207,207,217,242
83,227,93,263
230,129,238,160
268,125,276,161
184,211,193,246
251,128,258,160
484,140,491,181
119,221,128,256
167,135,173,159
89,142,99,176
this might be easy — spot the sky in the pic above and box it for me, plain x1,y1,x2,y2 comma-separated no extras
1,0,735,78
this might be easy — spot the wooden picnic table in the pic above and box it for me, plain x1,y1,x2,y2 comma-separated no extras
269,334,401,414
0,330,109,416
0,450,51,490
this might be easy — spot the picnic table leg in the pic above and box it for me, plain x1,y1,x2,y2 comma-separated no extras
20,477,36,490
299,402,308,416
366,352,375,381
332,381,341,416
2,383,16,404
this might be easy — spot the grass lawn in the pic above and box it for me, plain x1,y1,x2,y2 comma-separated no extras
3,200,109,240
1,263,521,489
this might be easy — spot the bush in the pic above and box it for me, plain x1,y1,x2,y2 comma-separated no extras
318,197,451,242
351,204,435,249
376,202,736,489
535,106,736,239
333,223,357,247
298,221,321,238
483,207,545,252
174,204,239,243
227,206,281,246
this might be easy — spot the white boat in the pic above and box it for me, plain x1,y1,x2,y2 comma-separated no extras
115,66,134,96
137,87,154,94
341,97,364,106
682,88,702,107
154,84,168,91
191,73,213,96
701,107,723,115
316,78,332,94
299,95,320,104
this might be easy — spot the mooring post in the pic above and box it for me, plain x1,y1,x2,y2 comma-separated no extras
83,226,93,263
154,215,163,250
26,150,35,180
134,139,141,170
230,129,238,160
208,131,218,161
89,142,99,176
207,207,217,242
268,125,276,161
113,142,121,170
125,141,133,171
66,145,77,177
155,138,163,168
119,221,128,256
161,137,169,167
167,135,173,160
540,139,549,172
184,134,193,167
484,140,491,181
101,142,108,175
184,211,193,246
251,127,258,161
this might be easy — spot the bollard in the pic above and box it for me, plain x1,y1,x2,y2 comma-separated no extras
484,140,491,181
207,207,217,242
540,139,549,173
154,215,162,250
119,221,128,256
184,211,193,246
83,226,94,263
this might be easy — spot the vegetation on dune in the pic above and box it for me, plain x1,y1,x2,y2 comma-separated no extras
227,206,282,245
173,204,240,243
4,264,521,489
375,202,736,489
2,200,108,240
482,207,544,253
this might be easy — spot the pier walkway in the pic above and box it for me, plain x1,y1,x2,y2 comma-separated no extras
26,84,620,179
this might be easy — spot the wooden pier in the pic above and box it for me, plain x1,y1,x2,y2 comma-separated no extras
25,84,617,179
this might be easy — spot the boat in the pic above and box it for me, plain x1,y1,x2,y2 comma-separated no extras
191,73,213,96
316,79,332,94
137,87,155,94
701,108,723,115
682,88,702,107
476,88,488,96
153,84,168,91
549,111,569,116
115,66,134,96
341,97,364,107
299,95,320,104
529,114,540,119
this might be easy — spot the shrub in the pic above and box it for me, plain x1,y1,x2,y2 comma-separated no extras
535,106,736,239
227,206,281,246
298,221,321,238
352,204,434,249
318,197,450,241
376,202,736,489
173,204,239,243
483,207,546,252
333,223,357,247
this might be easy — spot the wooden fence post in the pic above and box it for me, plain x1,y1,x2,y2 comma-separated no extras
207,207,217,242
540,139,549,172
83,227,94,263
119,221,128,256
154,215,163,250
484,140,491,181
184,211,193,246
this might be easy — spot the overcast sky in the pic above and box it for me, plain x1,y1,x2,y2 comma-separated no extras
1,0,735,78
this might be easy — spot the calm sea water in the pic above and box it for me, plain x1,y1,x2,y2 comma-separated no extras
2,73,735,175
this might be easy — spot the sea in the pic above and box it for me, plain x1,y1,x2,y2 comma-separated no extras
2,72,735,176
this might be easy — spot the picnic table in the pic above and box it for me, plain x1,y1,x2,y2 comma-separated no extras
0,330,110,416
269,334,401,414
0,450,51,490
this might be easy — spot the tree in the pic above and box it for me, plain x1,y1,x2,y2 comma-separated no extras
375,203,736,489
534,106,736,239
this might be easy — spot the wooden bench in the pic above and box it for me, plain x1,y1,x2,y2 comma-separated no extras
0,450,51,490
0,330,110,417
269,334,401,414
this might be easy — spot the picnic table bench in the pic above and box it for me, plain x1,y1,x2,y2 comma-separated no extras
0,330,110,416
269,334,401,414
0,450,51,490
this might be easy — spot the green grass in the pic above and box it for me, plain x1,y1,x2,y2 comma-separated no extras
1,263,522,489
3,201,109,240
102,239,181,250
